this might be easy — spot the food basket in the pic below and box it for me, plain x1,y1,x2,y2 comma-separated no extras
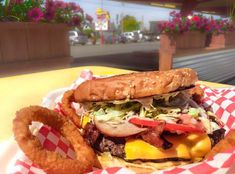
5,70,235,174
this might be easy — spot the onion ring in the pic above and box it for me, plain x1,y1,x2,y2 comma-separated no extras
13,106,101,174
61,90,81,128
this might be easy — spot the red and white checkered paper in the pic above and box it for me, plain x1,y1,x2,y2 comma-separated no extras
10,70,235,174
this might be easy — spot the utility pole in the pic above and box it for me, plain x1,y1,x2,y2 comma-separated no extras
100,0,104,45
141,15,144,31
116,14,119,27
121,2,124,33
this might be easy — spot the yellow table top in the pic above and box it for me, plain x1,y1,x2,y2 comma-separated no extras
0,66,232,142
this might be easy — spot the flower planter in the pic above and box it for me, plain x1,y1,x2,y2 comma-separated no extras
174,31,206,49
159,34,176,71
0,22,70,64
224,32,235,46
160,34,176,53
208,33,225,49
207,32,235,49
159,32,206,70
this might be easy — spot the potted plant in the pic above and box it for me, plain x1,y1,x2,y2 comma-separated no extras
207,18,234,49
159,11,208,49
0,0,92,64
225,5,235,46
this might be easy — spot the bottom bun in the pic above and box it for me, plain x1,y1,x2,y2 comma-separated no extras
98,152,190,174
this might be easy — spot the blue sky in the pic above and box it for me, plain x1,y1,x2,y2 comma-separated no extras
70,0,173,28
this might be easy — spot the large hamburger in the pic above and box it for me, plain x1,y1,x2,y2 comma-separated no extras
61,68,225,173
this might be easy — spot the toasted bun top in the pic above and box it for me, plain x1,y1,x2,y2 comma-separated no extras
74,68,198,102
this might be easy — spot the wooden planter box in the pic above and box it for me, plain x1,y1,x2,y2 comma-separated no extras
207,32,235,49
224,32,235,46
0,22,70,64
159,34,176,71
174,31,206,49
159,31,206,71
208,33,225,49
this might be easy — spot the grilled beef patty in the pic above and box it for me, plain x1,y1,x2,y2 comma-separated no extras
83,123,226,160
83,123,125,158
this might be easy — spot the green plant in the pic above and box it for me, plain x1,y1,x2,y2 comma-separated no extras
9,0,42,21
159,11,234,34
0,0,92,27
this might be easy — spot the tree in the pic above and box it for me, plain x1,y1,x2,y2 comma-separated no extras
83,28,93,38
121,15,140,32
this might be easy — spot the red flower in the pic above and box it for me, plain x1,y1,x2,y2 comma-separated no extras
192,16,200,21
28,7,43,22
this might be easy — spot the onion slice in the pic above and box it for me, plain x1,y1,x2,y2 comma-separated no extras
94,117,147,137
188,98,208,118
181,92,208,119
134,97,153,109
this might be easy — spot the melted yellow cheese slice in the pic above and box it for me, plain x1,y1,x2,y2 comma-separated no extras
125,134,211,161
81,115,90,128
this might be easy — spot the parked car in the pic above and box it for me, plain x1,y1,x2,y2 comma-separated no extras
69,30,88,45
103,32,127,44
142,32,155,42
118,34,127,43
123,32,138,42
136,30,143,40
104,34,117,44
132,31,140,42
103,32,116,44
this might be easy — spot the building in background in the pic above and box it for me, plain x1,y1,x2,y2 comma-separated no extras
149,20,165,35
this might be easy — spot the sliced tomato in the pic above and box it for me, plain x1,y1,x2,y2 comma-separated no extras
128,117,163,127
164,123,205,133
128,117,205,133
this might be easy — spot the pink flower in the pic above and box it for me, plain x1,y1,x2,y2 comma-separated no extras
169,11,176,17
55,1,66,9
44,9,55,21
169,11,181,18
45,0,55,10
86,14,93,22
67,2,77,10
28,7,43,22
9,0,23,5
74,5,83,13
70,15,81,26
